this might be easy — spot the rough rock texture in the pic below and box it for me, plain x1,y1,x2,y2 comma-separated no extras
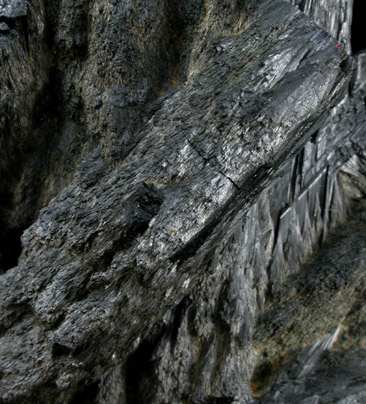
0,0,366,403
251,197,366,404
288,0,353,51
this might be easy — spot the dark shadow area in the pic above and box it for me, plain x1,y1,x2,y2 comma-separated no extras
0,226,26,273
125,340,157,404
69,382,99,404
351,0,366,54
194,397,235,404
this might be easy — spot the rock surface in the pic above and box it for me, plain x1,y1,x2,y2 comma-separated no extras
0,0,366,403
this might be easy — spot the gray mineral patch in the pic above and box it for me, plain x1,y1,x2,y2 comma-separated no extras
0,0,27,18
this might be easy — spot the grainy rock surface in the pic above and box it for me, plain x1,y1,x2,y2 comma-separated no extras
0,0,366,403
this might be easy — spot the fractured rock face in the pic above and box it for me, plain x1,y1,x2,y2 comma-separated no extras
288,0,353,51
0,0,366,403
0,0,27,18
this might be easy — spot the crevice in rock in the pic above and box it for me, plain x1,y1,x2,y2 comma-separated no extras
43,0,61,49
0,15,14,29
159,0,187,90
19,14,29,53
351,0,366,54
0,0,72,271
69,381,99,404
169,215,223,265
185,136,240,189
159,0,206,90
125,339,158,404
31,68,65,149
0,225,26,273
0,65,67,260
218,170,240,190
169,298,189,353
52,341,73,357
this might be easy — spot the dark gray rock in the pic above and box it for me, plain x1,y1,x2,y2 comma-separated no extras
288,0,353,51
0,21,9,31
0,0,366,403
0,0,27,18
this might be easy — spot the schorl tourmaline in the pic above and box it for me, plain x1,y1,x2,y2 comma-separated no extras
0,0,366,403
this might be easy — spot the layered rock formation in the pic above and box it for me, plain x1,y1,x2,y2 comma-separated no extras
0,0,365,403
